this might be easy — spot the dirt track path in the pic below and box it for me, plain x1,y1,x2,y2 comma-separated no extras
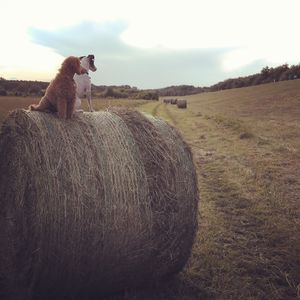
138,100,300,299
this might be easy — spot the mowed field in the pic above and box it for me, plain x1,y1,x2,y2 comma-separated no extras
0,97,149,123
0,80,300,299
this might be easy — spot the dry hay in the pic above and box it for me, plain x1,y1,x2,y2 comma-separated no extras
163,99,171,104
170,99,178,105
177,100,187,109
0,108,198,300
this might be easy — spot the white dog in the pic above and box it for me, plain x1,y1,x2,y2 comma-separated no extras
74,54,97,112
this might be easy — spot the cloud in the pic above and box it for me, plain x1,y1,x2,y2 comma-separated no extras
29,21,132,57
29,21,267,88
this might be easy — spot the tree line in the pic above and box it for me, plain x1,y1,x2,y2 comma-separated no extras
0,78,159,100
1,63,299,98
0,78,48,97
210,63,300,91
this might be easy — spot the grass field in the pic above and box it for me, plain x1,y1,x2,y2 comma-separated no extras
1,80,300,299
0,96,151,124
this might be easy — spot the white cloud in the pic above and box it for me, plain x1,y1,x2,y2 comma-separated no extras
1,0,300,85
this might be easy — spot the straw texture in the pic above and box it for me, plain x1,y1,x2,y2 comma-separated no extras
0,108,198,300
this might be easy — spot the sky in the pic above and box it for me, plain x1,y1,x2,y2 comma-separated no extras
1,0,299,89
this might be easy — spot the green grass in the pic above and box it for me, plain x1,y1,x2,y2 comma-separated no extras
1,79,300,299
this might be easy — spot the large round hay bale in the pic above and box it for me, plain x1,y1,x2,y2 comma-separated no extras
170,98,178,105
0,108,198,300
177,99,187,109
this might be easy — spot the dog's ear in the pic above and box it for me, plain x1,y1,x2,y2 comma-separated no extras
79,56,85,60
73,58,81,74
62,56,81,75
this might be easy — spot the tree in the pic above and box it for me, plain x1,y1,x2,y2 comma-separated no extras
0,89,7,96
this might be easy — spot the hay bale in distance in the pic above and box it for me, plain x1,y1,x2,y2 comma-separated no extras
0,108,198,300
170,98,178,105
177,99,187,109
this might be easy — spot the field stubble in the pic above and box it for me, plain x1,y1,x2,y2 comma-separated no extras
0,96,150,124
0,80,300,299
140,80,300,299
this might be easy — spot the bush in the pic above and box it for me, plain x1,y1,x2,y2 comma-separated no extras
0,89,7,96
135,91,159,100
102,87,129,98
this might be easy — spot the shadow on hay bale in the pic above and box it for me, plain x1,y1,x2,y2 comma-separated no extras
177,99,187,109
0,108,198,300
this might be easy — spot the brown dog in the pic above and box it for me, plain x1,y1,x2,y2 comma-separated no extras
29,56,86,119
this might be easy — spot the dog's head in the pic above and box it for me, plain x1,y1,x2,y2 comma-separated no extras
79,54,97,73
61,56,86,76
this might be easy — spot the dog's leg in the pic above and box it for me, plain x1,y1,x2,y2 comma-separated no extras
74,96,84,115
57,99,67,119
87,91,94,112
74,96,81,110
66,99,76,119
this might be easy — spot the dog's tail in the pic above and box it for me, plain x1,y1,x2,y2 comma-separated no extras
28,97,52,112
28,104,38,110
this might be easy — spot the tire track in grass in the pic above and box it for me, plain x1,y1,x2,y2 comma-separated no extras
147,99,300,299
151,102,161,117
154,102,178,126
163,103,178,125
138,102,178,126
